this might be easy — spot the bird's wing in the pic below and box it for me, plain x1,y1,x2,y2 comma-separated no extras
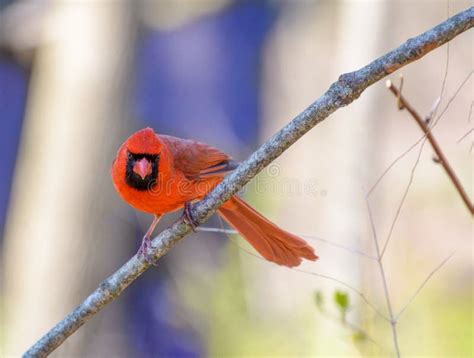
159,134,239,180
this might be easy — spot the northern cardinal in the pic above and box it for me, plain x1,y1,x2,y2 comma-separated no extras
111,127,317,267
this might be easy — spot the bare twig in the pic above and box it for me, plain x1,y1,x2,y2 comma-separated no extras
366,198,401,357
397,74,405,109
366,136,423,197
430,0,450,123
197,227,377,260
295,268,390,322
427,97,442,122
395,252,455,320
386,80,473,214
457,128,473,143
379,72,473,256
317,310,384,351
24,8,474,358
224,234,388,321
433,70,473,126
468,101,473,122
380,140,425,258
367,70,472,198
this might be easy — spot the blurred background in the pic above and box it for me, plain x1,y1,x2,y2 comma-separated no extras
0,1,472,357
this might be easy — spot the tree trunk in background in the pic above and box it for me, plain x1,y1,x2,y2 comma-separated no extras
324,3,387,354
3,1,137,356
260,2,387,355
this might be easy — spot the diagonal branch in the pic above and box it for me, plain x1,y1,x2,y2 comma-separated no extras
24,7,474,358
367,70,472,199
386,80,474,215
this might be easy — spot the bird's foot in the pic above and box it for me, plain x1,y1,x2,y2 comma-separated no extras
137,235,158,266
182,202,198,232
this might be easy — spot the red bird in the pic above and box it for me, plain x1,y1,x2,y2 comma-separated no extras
111,127,317,267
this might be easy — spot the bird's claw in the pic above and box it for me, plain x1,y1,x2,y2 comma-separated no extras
183,202,198,232
137,236,158,266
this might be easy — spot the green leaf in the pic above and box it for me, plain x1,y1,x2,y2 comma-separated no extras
352,330,367,343
314,291,324,311
333,290,350,321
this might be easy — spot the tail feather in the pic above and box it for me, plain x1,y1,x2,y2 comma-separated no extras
217,196,318,267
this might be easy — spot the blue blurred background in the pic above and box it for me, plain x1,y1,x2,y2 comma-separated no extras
1,1,472,357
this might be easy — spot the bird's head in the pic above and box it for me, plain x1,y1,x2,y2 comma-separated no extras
122,127,164,191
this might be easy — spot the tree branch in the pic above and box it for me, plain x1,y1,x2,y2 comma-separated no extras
386,80,474,214
24,7,473,358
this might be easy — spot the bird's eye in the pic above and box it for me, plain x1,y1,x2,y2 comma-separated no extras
127,151,133,160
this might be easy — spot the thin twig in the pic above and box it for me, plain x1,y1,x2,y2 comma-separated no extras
230,233,386,319
378,72,473,256
457,128,473,143
366,198,401,358
214,216,380,329
224,234,389,321
366,136,423,197
427,97,442,122
397,74,405,109
367,70,472,198
430,3,450,123
433,70,473,126
380,139,425,258
468,101,473,122
295,268,390,322
24,8,474,358
197,227,377,260
369,76,469,247
387,80,473,214
318,310,384,352
395,251,455,320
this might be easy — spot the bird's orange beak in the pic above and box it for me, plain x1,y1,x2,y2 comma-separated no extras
133,158,152,179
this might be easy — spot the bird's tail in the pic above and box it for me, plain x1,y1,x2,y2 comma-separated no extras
217,196,318,267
